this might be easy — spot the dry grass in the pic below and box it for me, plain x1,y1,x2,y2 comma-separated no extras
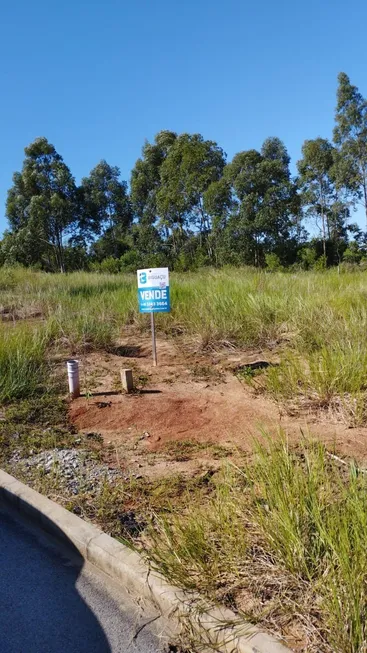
2,266,367,421
146,436,367,653
3,266,367,651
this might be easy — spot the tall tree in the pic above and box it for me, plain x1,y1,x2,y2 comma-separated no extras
81,160,132,258
210,139,300,266
130,131,177,227
333,72,367,228
261,136,290,169
156,133,226,258
297,138,337,258
131,131,225,263
5,137,77,272
130,131,176,264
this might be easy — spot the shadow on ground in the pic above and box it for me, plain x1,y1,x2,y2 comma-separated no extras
110,345,145,358
0,498,163,653
0,509,111,652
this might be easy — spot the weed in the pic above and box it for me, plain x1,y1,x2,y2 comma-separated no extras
4,267,367,650
190,364,223,382
236,366,256,382
235,366,264,389
136,372,149,389
162,440,231,462
0,395,77,464
0,325,49,402
63,471,216,541
147,436,367,652
147,465,248,595
163,440,208,461
5,396,70,426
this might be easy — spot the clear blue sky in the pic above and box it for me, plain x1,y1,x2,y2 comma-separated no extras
1,0,367,235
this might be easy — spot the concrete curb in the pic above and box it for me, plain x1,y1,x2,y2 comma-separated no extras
0,469,291,653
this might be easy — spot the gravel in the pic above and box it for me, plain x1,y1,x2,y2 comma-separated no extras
9,447,139,495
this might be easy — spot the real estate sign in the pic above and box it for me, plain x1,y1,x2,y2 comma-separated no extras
137,268,170,313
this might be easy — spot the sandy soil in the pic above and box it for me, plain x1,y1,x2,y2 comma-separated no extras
67,332,367,651
69,334,367,476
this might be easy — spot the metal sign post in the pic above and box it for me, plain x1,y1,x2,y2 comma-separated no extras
137,268,170,366
150,312,157,366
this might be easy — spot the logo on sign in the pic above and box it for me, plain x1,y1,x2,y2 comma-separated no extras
139,272,147,284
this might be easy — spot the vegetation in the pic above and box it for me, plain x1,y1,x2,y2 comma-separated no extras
0,325,48,403
2,266,367,424
0,394,216,541
2,72,367,272
1,264,367,650
147,437,367,653
0,396,76,466
2,67,367,650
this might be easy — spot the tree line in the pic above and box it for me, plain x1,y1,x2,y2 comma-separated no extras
2,72,367,273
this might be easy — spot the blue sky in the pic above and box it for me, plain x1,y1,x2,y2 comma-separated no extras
1,0,367,234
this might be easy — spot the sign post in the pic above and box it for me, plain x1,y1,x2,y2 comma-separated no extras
150,312,157,366
137,268,170,366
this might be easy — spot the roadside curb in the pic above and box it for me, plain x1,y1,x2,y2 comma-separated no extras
0,469,291,653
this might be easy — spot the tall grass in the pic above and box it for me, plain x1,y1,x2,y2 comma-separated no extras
2,266,367,417
48,309,119,353
3,268,367,649
0,325,48,402
147,468,248,595
147,437,367,653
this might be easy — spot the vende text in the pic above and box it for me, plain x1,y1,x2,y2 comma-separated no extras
139,289,168,300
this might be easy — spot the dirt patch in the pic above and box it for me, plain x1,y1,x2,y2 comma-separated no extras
71,378,272,445
69,334,367,469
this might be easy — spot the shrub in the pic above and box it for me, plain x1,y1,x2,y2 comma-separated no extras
265,252,283,271
343,241,363,264
99,257,121,274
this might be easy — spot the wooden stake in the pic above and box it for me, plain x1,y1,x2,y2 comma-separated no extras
120,368,134,393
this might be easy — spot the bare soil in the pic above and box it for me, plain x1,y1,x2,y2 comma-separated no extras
69,334,367,480
64,333,367,652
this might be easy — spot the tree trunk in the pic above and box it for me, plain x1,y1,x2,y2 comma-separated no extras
363,180,367,232
57,246,65,273
172,230,177,255
321,212,327,259
108,204,118,259
320,181,327,260
55,230,65,273
254,238,259,267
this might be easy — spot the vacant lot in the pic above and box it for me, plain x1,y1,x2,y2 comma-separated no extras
2,266,367,652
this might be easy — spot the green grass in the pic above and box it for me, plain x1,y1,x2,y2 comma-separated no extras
3,266,367,649
0,324,49,402
0,395,78,465
2,266,367,417
48,309,118,353
147,436,367,653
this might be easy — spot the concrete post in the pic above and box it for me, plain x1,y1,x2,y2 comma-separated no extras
121,369,134,393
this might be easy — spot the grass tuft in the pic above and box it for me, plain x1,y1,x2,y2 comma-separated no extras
0,325,48,403
147,437,367,652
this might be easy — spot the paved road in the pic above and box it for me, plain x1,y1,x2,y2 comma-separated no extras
0,509,167,653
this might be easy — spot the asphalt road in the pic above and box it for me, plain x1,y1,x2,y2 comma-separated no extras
0,509,167,653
